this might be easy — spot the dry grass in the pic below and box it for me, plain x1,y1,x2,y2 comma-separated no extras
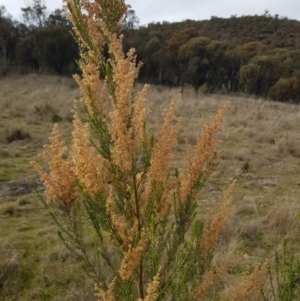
1,74,300,300
0,74,80,182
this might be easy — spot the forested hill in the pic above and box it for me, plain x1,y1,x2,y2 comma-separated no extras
1,5,300,102
133,14,300,49
122,14,300,101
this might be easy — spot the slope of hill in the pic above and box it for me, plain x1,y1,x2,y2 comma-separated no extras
1,74,300,300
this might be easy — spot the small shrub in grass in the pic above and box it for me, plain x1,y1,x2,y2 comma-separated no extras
32,1,237,300
51,113,63,123
18,197,31,206
261,240,300,301
33,103,58,122
6,129,31,143
1,204,17,216
200,83,208,94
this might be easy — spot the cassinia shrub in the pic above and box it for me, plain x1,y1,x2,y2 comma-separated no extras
32,1,235,300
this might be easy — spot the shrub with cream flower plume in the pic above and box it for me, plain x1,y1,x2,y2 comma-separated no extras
32,0,235,300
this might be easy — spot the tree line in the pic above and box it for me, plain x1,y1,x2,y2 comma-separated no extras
0,1,78,75
1,1,300,102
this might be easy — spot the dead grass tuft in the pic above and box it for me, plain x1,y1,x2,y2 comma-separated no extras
6,129,31,143
263,200,299,237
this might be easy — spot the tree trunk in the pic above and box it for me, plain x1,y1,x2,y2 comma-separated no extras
0,36,7,64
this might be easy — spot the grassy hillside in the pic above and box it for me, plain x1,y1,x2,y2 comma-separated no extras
1,74,300,300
